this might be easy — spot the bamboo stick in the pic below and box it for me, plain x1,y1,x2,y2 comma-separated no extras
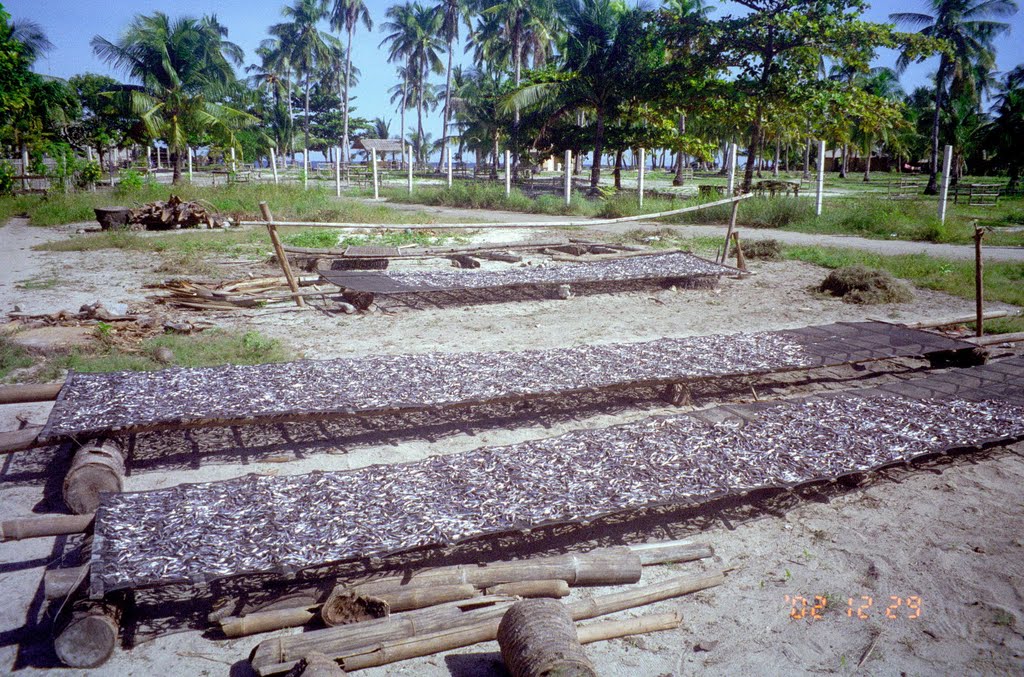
965,331,1024,346
221,605,320,638
260,202,304,309
239,194,755,231
485,580,570,599
253,571,723,675
0,382,63,404
0,425,43,455
575,611,681,644
900,311,1008,329
0,513,94,541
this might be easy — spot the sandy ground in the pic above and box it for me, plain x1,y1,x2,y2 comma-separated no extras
1,213,1023,676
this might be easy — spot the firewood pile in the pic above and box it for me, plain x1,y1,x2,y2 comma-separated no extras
129,195,230,230
148,275,334,310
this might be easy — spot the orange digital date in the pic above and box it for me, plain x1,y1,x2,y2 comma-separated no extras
783,594,922,620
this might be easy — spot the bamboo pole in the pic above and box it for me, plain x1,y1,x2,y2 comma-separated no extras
260,202,305,308
815,139,825,216
965,331,1024,346
0,513,94,541
270,148,279,184
575,612,680,643
505,150,511,196
485,580,570,599
241,194,755,231
0,425,42,455
900,311,1007,329
974,224,984,337
0,382,62,404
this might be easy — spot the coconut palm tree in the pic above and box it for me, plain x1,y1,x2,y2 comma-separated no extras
434,0,472,169
92,12,255,183
247,42,296,155
9,18,53,65
891,0,1018,193
270,0,339,151
987,65,1024,189
329,0,372,164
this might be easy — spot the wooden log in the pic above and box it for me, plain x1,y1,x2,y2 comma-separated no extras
374,584,478,613
449,255,481,269
53,600,122,668
900,311,1008,329
0,425,43,455
476,251,523,263
0,513,93,541
498,599,596,677
350,549,641,598
254,572,723,675
629,540,713,565
293,652,346,676
0,382,63,404
965,331,1024,346
485,580,570,599
261,202,305,309
63,439,125,515
251,596,517,671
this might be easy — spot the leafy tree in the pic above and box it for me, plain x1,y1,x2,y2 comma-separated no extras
988,65,1024,189
67,74,138,168
92,12,257,183
892,0,1018,193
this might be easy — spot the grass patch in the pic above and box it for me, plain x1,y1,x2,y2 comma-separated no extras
0,336,34,380
818,266,914,304
280,227,458,250
14,275,62,290
35,329,291,382
737,238,782,260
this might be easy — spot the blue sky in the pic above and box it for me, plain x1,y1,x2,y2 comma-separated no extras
9,0,1024,144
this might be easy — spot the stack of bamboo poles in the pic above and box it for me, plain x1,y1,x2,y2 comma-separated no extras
244,541,725,675
148,275,336,310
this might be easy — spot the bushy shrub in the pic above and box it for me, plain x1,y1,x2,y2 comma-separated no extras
819,265,914,304
117,168,144,194
0,161,14,196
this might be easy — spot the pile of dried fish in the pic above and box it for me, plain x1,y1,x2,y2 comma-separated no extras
148,275,330,311
91,392,1024,593
130,195,229,230
41,322,973,441
321,251,730,292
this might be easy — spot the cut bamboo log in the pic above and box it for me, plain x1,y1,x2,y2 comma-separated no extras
63,439,125,515
629,540,713,565
0,382,63,404
574,611,681,644
294,652,347,676
0,513,93,541
251,596,517,672
221,605,320,639
320,592,389,627
0,425,42,455
485,580,570,599
349,549,643,598
364,584,478,614
253,571,723,675
498,599,596,677
53,600,122,668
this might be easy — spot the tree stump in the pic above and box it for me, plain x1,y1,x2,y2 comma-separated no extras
290,652,346,676
53,600,121,668
63,439,125,515
497,599,596,677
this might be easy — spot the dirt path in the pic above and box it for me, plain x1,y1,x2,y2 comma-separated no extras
378,200,1024,262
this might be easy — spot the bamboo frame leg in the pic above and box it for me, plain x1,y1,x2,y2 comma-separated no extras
975,225,984,337
260,202,305,308
720,201,740,263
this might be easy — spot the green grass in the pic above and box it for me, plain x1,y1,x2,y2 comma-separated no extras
281,227,461,250
14,274,62,290
33,329,291,382
0,337,33,381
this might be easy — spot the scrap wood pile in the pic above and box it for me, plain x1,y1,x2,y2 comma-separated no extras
241,541,724,675
129,195,230,230
148,275,334,310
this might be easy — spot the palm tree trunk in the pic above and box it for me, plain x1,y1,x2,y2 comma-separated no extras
772,138,780,177
343,24,354,165
839,144,847,178
417,78,424,164
803,138,811,179
863,140,872,182
491,133,499,180
441,37,454,171
925,55,949,195
613,149,623,190
590,108,605,190
742,119,763,191
304,73,312,151
171,150,182,185
673,112,686,186
400,70,408,147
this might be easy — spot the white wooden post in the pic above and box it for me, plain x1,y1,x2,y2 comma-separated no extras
816,140,826,216
155,143,162,169
230,147,236,173
146,146,152,169
638,148,646,208
407,145,413,195
504,150,511,196
187,146,193,183
270,147,279,184
302,148,308,190
86,146,93,163
334,146,341,197
371,150,379,200
564,150,572,206
726,143,737,195
446,146,453,187
938,144,953,224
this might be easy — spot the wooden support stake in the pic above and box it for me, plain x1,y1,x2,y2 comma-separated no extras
815,139,825,216
638,148,645,208
975,224,984,337
303,149,309,190
446,147,452,188
504,150,511,196
335,147,342,197
261,202,305,308
407,145,413,195
726,143,737,196
371,151,379,200
720,200,740,263
187,146,193,182
270,148,279,184
732,232,747,271
939,144,953,224
564,150,572,206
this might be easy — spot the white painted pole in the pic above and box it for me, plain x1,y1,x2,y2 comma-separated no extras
302,149,308,190
564,150,572,206
938,144,953,225
446,146,453,187
230,147,236,173
155,143,162,169
407,145,413,195
146,146,152,169
372,150,379,200
335,146,341,197
638,148,645,208
86,146,93,163
726,143,737,195
187,146,193,183
816,140,826,217
270,147,279,184
504,150,511,196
